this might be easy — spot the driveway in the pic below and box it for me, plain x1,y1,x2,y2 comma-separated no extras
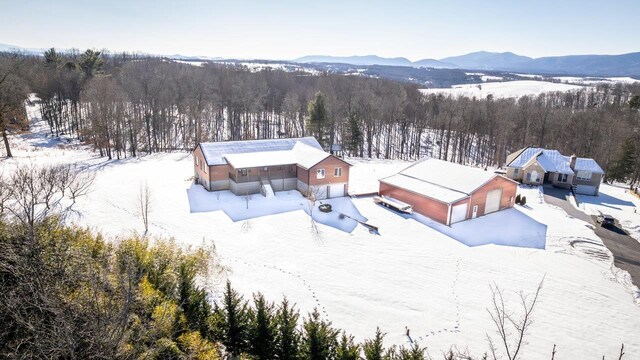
543,186,640,287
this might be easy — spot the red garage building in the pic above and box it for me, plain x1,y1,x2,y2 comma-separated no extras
379,158,518,225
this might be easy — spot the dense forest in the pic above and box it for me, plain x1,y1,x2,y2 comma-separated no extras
1,49,639,184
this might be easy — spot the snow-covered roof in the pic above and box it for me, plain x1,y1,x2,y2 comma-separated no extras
507,147,600,175
222,142,331,169
574,158,604,174
381,174,469,204
400,158,497,194
380,158,505,204
198,137,323,166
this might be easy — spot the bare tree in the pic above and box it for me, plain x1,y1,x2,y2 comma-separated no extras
138,181,152,234
486,277,544,360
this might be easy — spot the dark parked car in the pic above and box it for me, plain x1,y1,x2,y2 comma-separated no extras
597,214,615,228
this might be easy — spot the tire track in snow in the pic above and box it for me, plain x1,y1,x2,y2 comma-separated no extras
415,258,462,343
223,256,330,321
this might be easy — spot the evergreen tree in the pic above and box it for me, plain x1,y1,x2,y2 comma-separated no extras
397,342,427,360
363,327,386,360
248,293,277,360
300,308,337,360
275,297,300,360
221,281,250,357
79,49,104,78
307,92,330,149
608,137,637,183
336,332,360,360
44,48,61,68
345,111,363,157
178,259,212,337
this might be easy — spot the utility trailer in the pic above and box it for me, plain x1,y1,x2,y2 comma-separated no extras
373,195,413,214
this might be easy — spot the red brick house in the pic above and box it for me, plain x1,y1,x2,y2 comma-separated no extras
379,158,518,225
193,137,350,199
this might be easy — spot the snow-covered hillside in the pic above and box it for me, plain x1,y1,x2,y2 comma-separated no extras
420,80,584,99
2,102,640,359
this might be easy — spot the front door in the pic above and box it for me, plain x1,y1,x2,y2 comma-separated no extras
472,205,478,218
260,167,269,181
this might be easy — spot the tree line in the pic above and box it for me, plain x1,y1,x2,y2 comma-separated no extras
1,49,639,185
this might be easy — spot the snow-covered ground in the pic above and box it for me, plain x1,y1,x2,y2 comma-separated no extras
577,184,640,243
420,80,585,99
2,102,640,358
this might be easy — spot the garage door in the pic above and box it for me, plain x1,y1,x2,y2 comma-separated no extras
485,188,502,214
451,203,468,224
327,184,345,198
575,185,597,196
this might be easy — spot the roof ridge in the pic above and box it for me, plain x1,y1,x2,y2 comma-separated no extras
397,172,470,196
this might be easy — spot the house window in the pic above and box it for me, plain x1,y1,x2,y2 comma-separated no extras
526,173,531,181
514,168,519,176
576,171,592,181
196,157,200,166
240,169,248,176
334,167,342,177
316,169,325,179
557,173,567,182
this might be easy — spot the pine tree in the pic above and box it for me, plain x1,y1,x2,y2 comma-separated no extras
608,137,637,183
307,92,330,149
363,327,386,360
79,49,104,78
248,293,277,360
275,297,300,360
345,111,363,157
178,260,212,337
398,342,427,360
221,281,249,356
336,332,360,360
300,308,337,360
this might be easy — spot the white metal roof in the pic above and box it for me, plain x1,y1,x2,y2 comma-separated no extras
222,142,331,169
381,173,469,204
198,137,323,166
380,157,506,204
574,158,605,174
400,158,497,194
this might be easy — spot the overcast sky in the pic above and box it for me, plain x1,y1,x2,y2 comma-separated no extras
2,0,638,60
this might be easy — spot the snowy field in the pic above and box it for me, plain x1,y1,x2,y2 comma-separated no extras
577,184,640,243
420,80,584,99
2,103,640,358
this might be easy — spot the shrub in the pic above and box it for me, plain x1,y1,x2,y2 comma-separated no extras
521,196,527,206
515,194,522,205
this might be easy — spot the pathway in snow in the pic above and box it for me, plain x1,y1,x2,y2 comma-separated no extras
414,258,463,343
223,256,330,320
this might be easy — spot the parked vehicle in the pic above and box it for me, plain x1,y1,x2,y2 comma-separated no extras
596,213,615,228
373,195,413,214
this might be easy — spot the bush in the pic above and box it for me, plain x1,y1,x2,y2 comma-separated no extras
521,196,527,206
515,194,522,205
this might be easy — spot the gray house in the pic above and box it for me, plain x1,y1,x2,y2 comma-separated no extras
505,147,604,195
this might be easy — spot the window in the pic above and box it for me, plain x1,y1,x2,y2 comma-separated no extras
526,173,531,181
576,171,592,181
513,168,519,176
557,173,567,182
240,169,248,176
334,167,342,177
205,166,208,174
316,169,325,179
196,157,200,166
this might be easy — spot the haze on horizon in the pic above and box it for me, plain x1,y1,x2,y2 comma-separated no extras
2,0,639,60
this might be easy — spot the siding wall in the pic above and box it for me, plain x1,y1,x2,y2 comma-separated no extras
467,176,517,218
379,182,451,225
521,162,546,185
193,146,210,189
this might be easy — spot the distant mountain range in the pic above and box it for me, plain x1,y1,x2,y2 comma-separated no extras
2,42,639,76
294,51,640,76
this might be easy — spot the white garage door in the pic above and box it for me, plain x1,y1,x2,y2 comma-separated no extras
451,203,468,224
485,188,502,214
327,184,345,198
575,185,597,196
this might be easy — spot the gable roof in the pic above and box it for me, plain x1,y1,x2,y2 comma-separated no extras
380,157,510,204
223,142,333,170
507,147,603,175
198,137,324,166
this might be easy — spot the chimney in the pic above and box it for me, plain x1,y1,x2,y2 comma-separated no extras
569,154,577,170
